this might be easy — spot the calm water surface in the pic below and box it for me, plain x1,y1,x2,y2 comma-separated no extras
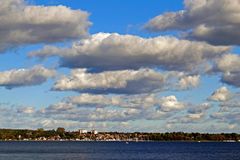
0,141,239,160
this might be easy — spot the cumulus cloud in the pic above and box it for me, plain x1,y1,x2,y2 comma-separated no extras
218,93,240,110
43,102,75,113
60,94,185,112
42,93,185,111
4,95,238,131
169,103,211,124
178,75,200,89
35,93,186,123
216,54,240,73
145,0,240,45
17,107,35,114
210,92,240,126
0,65,56,89
69,94,122,108
145,0,239,31
215,54,240,87
86,108,141,122
188,103,211,114
40,104,142,122
211,112,240,125
53,68,200,94
220,101,240,111
0,104,114,130
53,68,168,94
189,25,240,45
30,33,230,72
208,87,232,102
176,113,205,123
0,0,90,52
168,112,205,124
221,72,240,87
158,95,185,112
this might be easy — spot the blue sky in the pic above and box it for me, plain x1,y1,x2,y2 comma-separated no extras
33,0,183,36
0,0,239,132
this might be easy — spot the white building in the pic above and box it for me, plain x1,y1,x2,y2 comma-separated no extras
79,129,88,134
91,130,98,135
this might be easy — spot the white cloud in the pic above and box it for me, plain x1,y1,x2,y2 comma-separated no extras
87,108,141,122
210,92,240,126
145,0,240,45
40,104,142,122
145,0,240,31
66,93,184,112
169,103,211,124
219,93,240,110
30,33,230,72
53,68,167,94
69,94,122,108
53,68,199,94
216,54,240,73
4,96,238,131
43,102,75,113
167,102,212,124
208,87,231,102
0,0,90,52
189,24,240,46
0,65,56,89
158,95,185,112
17,107,35,114
211,112,240,125
45,93,183,111
221,72,240,87
187,113,204,120
178,75,200,89
35,93,186,123
168,112,205,124
188,103,211,114
215,54,240,87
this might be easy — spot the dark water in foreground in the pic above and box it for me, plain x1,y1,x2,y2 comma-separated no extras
0,141,239,160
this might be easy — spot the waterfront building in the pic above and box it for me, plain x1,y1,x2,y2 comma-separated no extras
79,129,88,134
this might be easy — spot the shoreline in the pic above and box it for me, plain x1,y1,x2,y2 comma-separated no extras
1,129,239,142
0,140,239,143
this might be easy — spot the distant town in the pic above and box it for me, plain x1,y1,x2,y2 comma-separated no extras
0,128,239,142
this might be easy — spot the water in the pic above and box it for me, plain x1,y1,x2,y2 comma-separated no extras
0,141,239,160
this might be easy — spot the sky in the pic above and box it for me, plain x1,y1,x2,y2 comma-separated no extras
0,0,239,133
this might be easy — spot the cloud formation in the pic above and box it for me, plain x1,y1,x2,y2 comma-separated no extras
218,92,240,110
158,96,185,112
188,103,211,114
30,33,230,72
178,75,200,90
210,89,240,126
216,54,240,73
0,65,55,89
53,68,169,94
211,112,240,125
145,0,240,45
37,93,186,123
53,68,201,94
215,54,240,87
0,0,90,52
1,94,238,132
169,103,211,124
60,94,185,112
208,87,231,102
17,106,35,114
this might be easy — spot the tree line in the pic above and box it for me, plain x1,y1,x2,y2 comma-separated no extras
0,128,239,141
